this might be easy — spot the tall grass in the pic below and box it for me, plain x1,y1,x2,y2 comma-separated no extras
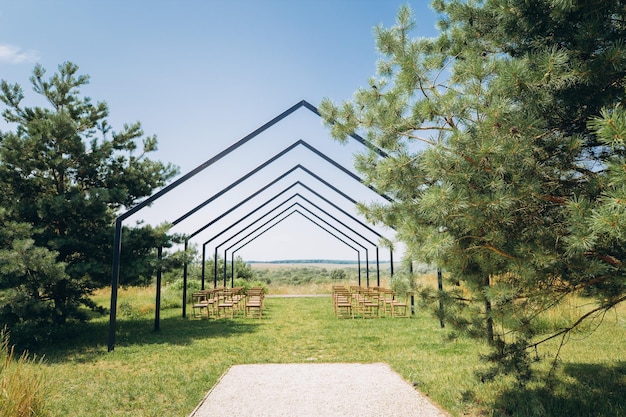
0,329,47,417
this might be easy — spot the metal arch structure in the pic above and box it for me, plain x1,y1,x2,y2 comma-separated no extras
189,176,388,284
174,156,393,315
186,164,387,244
198,192,375,287
169,139,392,229
230,209,364,282
108,100,392,352
215,198,378,287
186,166,393,286
228,205,380,286
213,201,371,288
176,161,393,317
168,138,394,299
231,209,363,278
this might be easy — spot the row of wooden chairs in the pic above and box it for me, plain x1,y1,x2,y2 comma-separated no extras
332,285,410,319
192,287,265,319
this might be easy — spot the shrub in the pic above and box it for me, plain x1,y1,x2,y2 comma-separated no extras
391,274,411,297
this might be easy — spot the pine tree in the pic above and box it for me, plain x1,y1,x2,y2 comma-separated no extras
320,1,625,382
0,62,180,333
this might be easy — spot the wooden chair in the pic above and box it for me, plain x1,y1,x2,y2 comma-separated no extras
216,288,235,319
230,287,245,316
391,291,409,318
360,288,381,318
380,288,395,316
191,291,209,318
192,289,217,318
245,287,265,319
332,286,353,319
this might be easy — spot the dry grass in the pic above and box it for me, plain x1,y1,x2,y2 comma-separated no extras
0,329,47,417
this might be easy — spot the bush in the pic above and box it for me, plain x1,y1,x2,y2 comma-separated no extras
233,279,269,294
391,274,411,297
330,270,347,280
0,328,48,416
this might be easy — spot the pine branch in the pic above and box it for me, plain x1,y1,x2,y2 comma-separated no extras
584,252,623,267
471,243,516,259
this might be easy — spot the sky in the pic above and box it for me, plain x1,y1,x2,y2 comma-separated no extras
0,0,441,263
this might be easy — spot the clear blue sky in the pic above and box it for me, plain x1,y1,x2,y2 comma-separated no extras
0,1,440,262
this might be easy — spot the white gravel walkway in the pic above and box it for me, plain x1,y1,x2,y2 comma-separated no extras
189,363,450,417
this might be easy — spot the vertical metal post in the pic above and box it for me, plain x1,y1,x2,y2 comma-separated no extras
182,240,188,318
108,218,123,352
214,248,218,288
390,249,394,277
223,250,228,287
155,246,163,331
357,251,361,286
201,244,206,290
365,250,370,287
376,247,380,287
438,268,445,328
231,252,235,287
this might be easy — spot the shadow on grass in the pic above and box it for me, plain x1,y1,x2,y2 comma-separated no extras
21,311,264,363
489,361,626,417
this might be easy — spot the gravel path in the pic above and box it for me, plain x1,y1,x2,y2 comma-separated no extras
189,363,450,417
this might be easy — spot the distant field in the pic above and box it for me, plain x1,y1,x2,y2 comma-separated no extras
249,262,392,271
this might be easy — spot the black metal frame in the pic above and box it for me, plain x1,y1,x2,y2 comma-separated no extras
216,199,376,285
193,180,385,281
200,194,371,283
179,177,389,318
108,100,392,351
214,202,370,285
231,209,363,283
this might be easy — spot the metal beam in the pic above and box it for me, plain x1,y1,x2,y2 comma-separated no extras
108,100,392,351
219,201,373,286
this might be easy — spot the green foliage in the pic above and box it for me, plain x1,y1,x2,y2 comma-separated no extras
320,0,626,384
0,62,179,337
254,266,353,286
330,269,346,280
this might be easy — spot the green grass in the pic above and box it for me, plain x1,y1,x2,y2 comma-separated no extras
12,287,626,417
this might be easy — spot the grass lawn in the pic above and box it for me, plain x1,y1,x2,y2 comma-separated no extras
15,287,626,417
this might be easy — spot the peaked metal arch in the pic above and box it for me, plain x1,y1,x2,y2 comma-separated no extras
179,163,394,317
213,201,371,288
216,197,377,285
230,209,363,284
108,100,391,351
171,139,392,229
198,191,376,284
187,163,388,241
227,202,381,287
230,209,362,283
191,178,386,282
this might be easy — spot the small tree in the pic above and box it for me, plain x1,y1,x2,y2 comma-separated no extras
330,269,347,280
0,62,179,332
